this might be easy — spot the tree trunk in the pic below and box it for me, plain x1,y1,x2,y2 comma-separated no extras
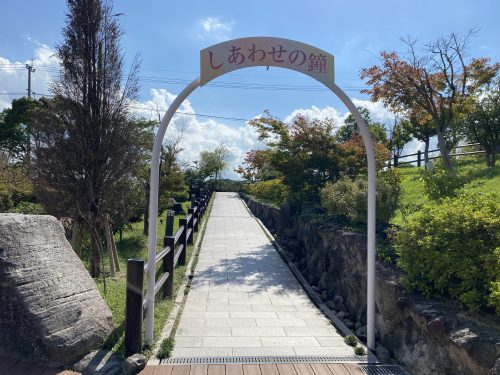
143,182,149,236
70,221,82,257
104,214,115,277
424,137,430,165
486,148,496,167
436,126,453,171
89,234,101,278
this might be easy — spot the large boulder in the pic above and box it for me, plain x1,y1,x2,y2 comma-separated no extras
0,214,114,367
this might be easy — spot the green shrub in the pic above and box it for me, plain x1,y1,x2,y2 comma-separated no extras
344,335,357,347
395,191,500,312
8,201,45,214
354,346,366,355
157,337,175,359
319,170,401,224
247,178,289,206
421,167,471,201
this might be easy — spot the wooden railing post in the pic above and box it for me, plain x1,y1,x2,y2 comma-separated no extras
417,150,422,167
394,154,398,167
179,217,187,265
187,208,195,245
163,236,175,298
193,201,199,232
164,210,175,237
125,259,144,357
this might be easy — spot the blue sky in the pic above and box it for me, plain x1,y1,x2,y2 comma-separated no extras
1,0,499,177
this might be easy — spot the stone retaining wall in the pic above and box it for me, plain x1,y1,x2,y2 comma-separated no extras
241,194,500,375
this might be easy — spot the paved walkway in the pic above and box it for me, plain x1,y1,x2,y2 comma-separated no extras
172,192,354,358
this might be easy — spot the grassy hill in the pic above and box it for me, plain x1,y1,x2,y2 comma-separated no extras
391,156,499,226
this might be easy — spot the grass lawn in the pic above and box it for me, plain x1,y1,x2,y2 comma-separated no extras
391,156,500,226
81,199,211,358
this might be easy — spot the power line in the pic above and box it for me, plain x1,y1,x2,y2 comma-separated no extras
0,63,368,93
0,92,251,122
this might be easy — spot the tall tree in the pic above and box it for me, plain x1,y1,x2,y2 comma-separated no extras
462,78,500,167
31,0,141,277
250,111,342,204
386,116,412,161
0,97,42,161
401,110,436,165
336,106,388,144
235,149,279,182
199,144,229,181
361,32,499,170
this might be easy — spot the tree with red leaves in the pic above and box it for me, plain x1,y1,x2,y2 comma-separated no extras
361,31,499,170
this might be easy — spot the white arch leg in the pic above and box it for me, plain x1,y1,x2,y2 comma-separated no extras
145,78,200,345
326,82,377,351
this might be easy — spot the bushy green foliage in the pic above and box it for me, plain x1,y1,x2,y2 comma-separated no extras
344,335,358,347
249,112,342,204
0,154,36,213
354,346,366,355
247,178,289,206
395,191,500,312
157,337,175,359
9,201,44,214
421,166,471,200
210,179,247,192
320,170,401,224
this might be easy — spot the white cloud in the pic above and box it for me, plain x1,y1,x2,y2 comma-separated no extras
352,98,395,124
133,88,262,180
0,44,59,110
198,17,233,42
284,105,345,130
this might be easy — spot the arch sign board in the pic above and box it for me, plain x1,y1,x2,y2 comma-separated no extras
146,37,376,352
200,37,334,86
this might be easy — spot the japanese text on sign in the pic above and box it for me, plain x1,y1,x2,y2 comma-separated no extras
200,37,334,86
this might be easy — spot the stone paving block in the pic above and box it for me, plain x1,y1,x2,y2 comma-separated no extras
255,319,307,327
175,337,204,348
177,318,205,328
182,311,230,319
250,304,298,312
284,327,336,337
232,347,295,356
230,311,278,319
293,346,355,355
203,337,262,348
260,337,320,347
205,319,257,327
176,327,231,337
172,348,233,356
206,304,252,312
231,327,286,337
316,336,347,347
276,311,323,319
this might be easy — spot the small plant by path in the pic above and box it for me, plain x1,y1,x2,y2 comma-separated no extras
344,335,358,347
354,346,366,356
157,337,175,360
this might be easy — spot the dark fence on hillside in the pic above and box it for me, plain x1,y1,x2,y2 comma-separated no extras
390,143,485,167
124,189,212,356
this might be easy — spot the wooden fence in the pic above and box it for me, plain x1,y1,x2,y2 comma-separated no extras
124,189,212,356
390,143,484,167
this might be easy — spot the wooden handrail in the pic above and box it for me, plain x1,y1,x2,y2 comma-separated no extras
125,190,212,356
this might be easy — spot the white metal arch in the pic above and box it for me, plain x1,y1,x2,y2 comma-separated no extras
146,52,376,352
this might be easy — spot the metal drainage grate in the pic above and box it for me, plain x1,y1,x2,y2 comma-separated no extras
361,365,408,375
162,354,378,365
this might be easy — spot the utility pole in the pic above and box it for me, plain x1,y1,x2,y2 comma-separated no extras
26,63,36,98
